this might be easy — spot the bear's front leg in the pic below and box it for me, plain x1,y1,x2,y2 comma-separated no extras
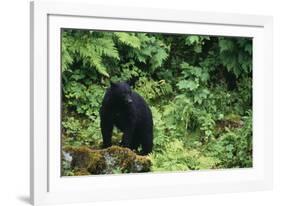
100,116,113,148
121,128,135,149
121,113,136,149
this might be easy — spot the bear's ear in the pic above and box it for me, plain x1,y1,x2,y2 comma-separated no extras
125,79,134,87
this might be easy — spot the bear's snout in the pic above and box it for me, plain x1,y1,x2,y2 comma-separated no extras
126,98,133,104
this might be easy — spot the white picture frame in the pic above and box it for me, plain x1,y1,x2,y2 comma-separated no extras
30,0,273,205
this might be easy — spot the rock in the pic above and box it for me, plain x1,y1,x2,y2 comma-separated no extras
63,146,152,175
216,114,244,133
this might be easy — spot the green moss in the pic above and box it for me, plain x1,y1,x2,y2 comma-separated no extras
73,168,91,176
225,114,241,122
103,146,135,172
215,114,243,135
63,146,106,174
62,145,152,175
88,152,106,174
133,156,152,172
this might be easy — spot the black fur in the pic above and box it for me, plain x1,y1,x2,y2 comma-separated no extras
100,82,153,155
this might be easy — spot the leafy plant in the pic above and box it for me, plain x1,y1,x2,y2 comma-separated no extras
61,29,253,174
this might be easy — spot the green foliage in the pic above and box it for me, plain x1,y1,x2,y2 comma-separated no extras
218,37,252,77
207,111,252,168
114,32,141,49
136,78,173,101
62,30,120,77
185,35,210,53
150,139,220,171
61,29,253,174
177,62,210,105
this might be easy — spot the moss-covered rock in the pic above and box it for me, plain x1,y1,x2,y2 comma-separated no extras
216,114,244,133
63,146,152,176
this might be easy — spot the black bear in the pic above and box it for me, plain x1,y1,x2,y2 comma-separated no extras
100,82,153,155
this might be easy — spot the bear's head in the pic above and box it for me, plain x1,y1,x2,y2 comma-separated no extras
110,82,133,105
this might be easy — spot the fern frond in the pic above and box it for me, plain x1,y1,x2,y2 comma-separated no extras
114,32,141,49
61,34,74,72
91,38,120,60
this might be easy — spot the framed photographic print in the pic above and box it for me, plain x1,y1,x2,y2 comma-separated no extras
30,0,273,205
